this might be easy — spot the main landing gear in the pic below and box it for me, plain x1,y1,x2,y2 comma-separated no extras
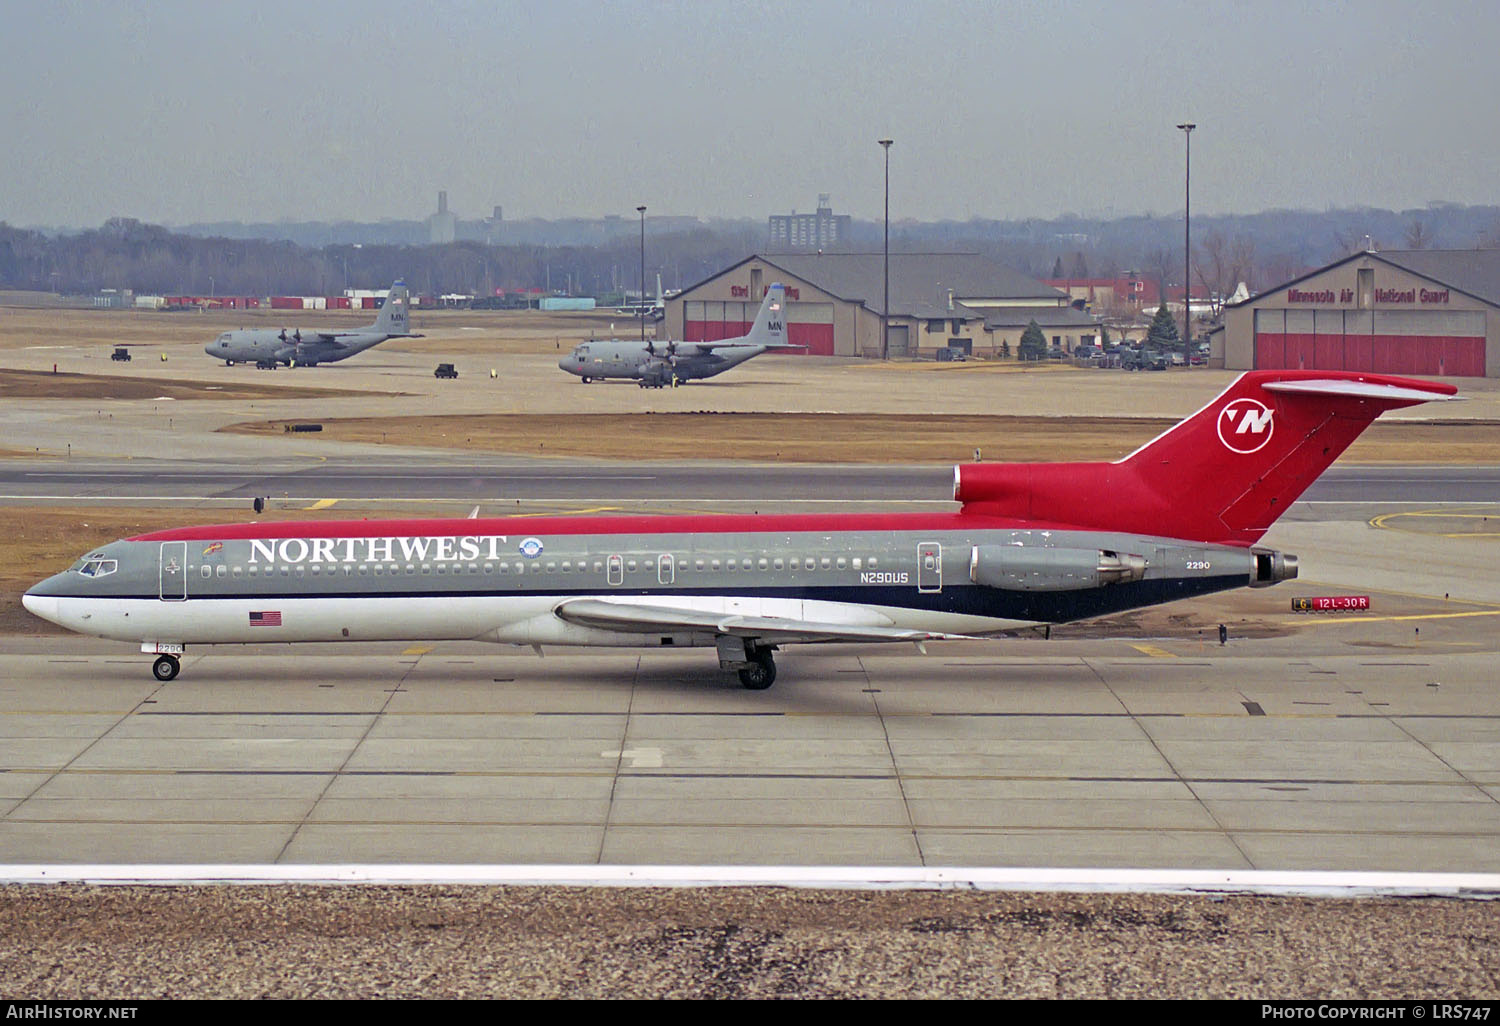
152,655,180,682
735,647,777,690
717,636,777,689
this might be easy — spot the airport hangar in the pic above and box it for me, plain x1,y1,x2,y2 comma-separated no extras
1221,248,1500,378
661,252,1101,359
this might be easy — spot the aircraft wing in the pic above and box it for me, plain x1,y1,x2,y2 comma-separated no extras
303,331,424,346
553,598,971,644
690,339,804,350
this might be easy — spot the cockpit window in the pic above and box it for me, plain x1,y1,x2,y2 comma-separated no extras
78,559,118,578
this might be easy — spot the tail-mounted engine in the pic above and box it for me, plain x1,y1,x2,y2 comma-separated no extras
969,545,1147,592
1250,548,1298,588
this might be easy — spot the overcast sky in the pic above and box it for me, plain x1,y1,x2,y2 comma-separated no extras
5,0,1495,229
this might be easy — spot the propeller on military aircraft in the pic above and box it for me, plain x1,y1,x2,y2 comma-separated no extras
278,329,287,342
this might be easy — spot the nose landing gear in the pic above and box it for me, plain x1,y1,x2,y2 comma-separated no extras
152,654,180,682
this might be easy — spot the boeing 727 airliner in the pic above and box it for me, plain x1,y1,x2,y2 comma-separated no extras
23,371,1457,688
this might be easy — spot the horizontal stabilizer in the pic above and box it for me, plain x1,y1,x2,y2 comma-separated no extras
1262,379,1464,403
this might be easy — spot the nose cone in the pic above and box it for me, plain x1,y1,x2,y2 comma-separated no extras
559,357,575,372
21,592,58,625
204,342,216,356
21,574,67,626
25,570,71,599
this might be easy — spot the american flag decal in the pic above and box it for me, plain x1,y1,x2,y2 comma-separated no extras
249,611,282,627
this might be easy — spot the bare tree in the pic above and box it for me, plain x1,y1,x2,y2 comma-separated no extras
1145,246,1174,303
1194,230,1259,316
1403,220,1433,250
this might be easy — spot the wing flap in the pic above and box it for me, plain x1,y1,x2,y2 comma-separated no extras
554,598,970,643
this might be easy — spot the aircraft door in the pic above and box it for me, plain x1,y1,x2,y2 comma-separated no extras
607,554,624,587
917,542,942,593
658,553,675,585
159,542,187,601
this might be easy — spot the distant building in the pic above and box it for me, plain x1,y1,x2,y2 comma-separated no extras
665,252,1096,359
1222,248,1500,377
1045,274,1160,314
768,194,852,251
428,191,457,245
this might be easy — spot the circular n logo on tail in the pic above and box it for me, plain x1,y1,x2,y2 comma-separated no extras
1218,398,1274,454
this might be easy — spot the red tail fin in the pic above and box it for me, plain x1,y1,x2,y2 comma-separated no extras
954,370,1458,546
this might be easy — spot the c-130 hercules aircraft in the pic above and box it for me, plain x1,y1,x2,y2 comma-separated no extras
205,280,420,367
558,283,802,387
23,370,1456,689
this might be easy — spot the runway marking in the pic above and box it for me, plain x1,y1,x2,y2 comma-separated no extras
1128,644,1177,658
601,747,663,768
401,645,434,655
304,499,339,510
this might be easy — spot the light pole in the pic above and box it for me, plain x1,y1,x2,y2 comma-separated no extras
1177,122,1195,349
636,205,647,343
878,138,893,359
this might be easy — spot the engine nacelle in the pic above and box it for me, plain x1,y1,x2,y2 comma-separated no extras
1250,548,1298,588
969,545,1147,592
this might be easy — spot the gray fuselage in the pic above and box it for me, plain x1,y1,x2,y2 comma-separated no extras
559,340,768,384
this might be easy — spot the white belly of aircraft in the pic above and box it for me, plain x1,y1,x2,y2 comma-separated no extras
29,594,1027,647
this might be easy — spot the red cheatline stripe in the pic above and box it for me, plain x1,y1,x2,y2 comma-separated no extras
130,510,1077,543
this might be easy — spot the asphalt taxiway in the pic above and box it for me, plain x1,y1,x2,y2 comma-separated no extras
3,500,1498,871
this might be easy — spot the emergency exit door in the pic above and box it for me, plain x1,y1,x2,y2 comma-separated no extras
917,542,942,593
159,542,186,601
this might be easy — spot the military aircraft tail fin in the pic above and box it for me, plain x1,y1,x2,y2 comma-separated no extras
954,370,1459,546
743,283,797,347
371,281,412,336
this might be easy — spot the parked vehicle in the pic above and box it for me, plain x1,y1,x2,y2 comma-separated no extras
434,363,458,379
111,347,131,362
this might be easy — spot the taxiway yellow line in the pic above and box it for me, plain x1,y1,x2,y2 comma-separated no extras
1370,509,1500,539
1291,609,1500,626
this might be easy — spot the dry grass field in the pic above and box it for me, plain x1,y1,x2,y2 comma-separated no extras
218,411,1500,465
0,368,361,401
0,304,627,356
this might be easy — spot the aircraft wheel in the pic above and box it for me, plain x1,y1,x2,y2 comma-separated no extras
152,655,180,682
581,376,590,383
737,651,776,690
